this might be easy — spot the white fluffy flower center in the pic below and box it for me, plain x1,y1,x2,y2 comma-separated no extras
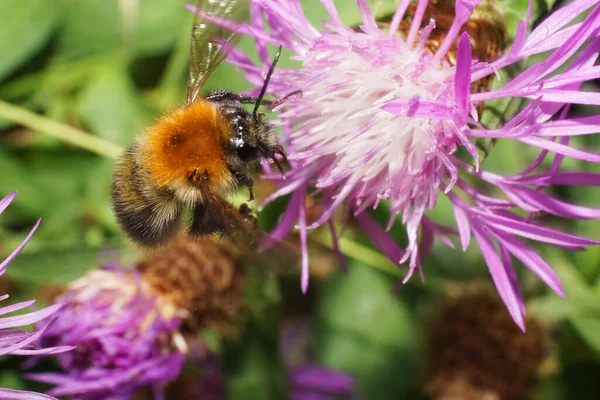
283,30,456,217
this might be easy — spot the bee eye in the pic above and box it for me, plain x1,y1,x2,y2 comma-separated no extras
237,146,262,162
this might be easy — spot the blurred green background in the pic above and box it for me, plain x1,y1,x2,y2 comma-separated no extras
1,0,600,399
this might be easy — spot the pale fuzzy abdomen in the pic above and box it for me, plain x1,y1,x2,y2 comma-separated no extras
111,146,183,247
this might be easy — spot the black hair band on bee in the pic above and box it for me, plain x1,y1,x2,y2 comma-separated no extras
253,45,283,117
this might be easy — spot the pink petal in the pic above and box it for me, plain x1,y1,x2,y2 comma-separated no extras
0,219,40,273
472,226,525,331
454,32,472,122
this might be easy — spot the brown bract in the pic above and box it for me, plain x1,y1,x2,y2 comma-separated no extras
426,285,546,400
137,236,243,335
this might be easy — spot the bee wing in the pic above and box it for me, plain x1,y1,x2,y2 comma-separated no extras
186,0,249,104
192,193,300,274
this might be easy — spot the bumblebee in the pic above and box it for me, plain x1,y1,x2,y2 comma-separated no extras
112,0,297,249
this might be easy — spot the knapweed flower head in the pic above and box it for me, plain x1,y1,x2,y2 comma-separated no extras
28,263,187,400
1,192,72,400
211,0,600,329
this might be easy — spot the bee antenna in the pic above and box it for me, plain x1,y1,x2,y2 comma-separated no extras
253,45,283,117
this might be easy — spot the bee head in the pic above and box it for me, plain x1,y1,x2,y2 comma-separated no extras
228,108,282,165
232,45,287,177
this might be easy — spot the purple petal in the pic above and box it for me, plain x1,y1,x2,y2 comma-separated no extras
382,99,454,120
472,209,599,248
406,0,428,46
434,0,477,59
356,0,377,32
0,302,66,330
452,204,471,251
508,20,527,59
299,197,309,294
269,183,306,240
328,220,348,272
472,226,525,330
517,172,600,186
454,32,472,121
289,365,354,394
387,0,411,35
355,211,404,264
0,388,58,400
519,136,600,162
527,0,599,48
507,185,600,220
0,219,40,272
500,245,527,317
0,317,68,356
535,115,600,137
494,232,565,297
0,192,17,214
0,300,36,317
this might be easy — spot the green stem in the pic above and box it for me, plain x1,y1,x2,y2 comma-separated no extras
312,229,403,277
0,100,122,159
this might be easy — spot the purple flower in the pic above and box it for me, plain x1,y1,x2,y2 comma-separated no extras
288,365,357,400
281,318,357,400
1,192,72,400
28,264,187,399
206,0,600,329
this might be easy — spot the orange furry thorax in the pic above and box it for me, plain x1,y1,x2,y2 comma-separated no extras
140,100,232,191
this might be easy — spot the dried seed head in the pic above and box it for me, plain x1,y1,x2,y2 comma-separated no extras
426,285,546,400
137,236,244,334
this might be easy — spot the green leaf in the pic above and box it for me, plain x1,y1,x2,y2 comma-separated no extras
0,0,59,81
222,325,289,400
0,149,117,247
0,369,24,391
529,250,600,326
5,245,105,285
58,0,188,59
131,0,189,56
299,0,398,28
0,149,46,216
571,316,600,355
313,263,420,399
76,64,151,146
222,268,288,400
58,0,122,59
502,0,557,41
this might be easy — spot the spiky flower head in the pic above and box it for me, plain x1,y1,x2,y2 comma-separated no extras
1,192,73,400
28,236,248,399
28,264,187,399
211,0,600,329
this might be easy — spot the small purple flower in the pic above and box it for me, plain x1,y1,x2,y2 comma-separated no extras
1,192,72,400
205,0,600,329
28,264,187,399
288,365,357,400
281,318,357,400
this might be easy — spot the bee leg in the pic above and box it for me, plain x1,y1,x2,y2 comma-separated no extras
233,171,254,201
264,90,303,109
263,144,288,181
238,203,258,227
205,90,271,106
190,202,226,237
